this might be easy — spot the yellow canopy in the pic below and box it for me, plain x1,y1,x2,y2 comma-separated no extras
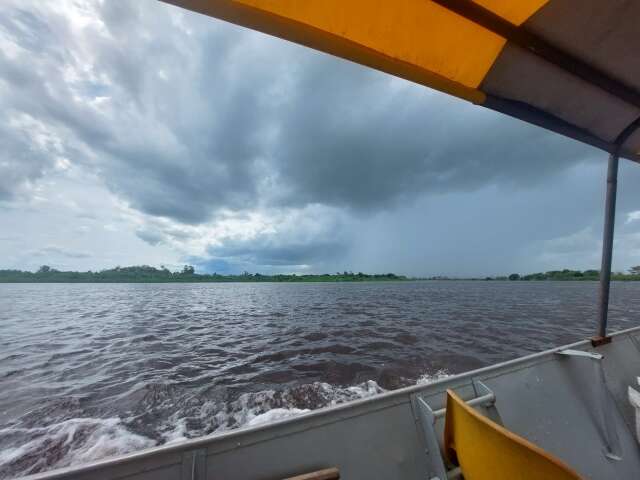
164,0,640,161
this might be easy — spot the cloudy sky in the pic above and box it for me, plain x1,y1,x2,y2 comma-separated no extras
1,0,639,277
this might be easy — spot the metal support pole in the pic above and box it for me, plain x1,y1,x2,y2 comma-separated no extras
595,153,619,342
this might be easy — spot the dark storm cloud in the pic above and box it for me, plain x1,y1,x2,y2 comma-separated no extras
0,1,260,221
206,238,345,267
269,57,599,211
0,126,50,201
135,228,164,246
7,0,637,276
188,204,351,271
0,0,600,223
190,236,347,274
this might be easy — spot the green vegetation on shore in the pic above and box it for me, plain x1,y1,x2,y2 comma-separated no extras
0,265,406,283
426,267,640,281
2,266,640,283
503,267,640,281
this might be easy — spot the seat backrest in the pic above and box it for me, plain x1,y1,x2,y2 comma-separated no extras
443,389,583,480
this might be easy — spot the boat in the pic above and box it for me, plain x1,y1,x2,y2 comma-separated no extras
24,1,640,479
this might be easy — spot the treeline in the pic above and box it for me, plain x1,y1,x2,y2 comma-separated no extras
425,267,640,281
3,265,640,283
0,265,407,283
503,267,640,281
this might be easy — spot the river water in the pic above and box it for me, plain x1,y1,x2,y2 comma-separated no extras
1,281,639,478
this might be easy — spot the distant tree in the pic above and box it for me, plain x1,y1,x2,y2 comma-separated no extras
182,265,195,275
629,266,640,275
508,273,520,281
37,265,51,273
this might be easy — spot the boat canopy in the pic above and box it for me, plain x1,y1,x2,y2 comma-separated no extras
164,0,640,161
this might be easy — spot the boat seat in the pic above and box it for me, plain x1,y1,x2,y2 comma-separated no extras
282,467,340,480
444,389,583,479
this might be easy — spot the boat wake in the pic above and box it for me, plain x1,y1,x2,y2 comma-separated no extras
0,372,448,479
0,418,154,478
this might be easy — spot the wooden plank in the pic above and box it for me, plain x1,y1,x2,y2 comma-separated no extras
283,467,340,480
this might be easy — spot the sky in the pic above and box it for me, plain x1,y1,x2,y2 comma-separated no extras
1,0,640,277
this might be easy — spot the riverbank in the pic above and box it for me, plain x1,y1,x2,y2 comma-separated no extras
0,266,406,283
2,266,640,283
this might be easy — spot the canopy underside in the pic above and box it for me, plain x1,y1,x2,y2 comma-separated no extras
163,0,640,161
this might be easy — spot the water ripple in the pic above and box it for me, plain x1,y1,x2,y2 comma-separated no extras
0,281,639,478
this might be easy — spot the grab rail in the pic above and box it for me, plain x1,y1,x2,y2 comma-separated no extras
555,348,621,461
430,382,495,419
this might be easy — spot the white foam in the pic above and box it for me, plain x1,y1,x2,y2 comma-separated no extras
2,371,451,477
167,373,450,439
416,369,450,385
247,407,310,427
161,418,189,444
64,419,155,465
185,374,448,436
0,418,155,478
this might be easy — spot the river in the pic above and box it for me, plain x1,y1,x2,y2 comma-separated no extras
1,281,639,478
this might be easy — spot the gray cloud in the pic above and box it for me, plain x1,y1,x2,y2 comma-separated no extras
31,246,91,259
135,228,164,246
206,238,345,268
270,59,599,211
2,0,638,276
196,203,350,271
0,0,599,223
0,123,53,201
